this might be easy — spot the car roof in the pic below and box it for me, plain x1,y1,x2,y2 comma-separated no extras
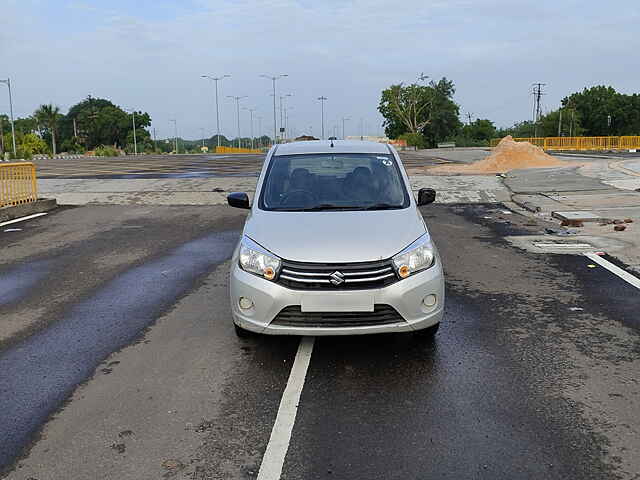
273,140,392,156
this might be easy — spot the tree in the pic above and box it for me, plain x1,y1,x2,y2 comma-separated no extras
462,119,496,142
561,86,640,136
35,104,61,154
378,77,462,147
61,96,152,150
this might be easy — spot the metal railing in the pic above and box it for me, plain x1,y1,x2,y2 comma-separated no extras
490,136,640,151
215,146,262,154
0,162,38,208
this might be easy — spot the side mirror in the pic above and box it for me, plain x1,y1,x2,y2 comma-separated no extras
227,192,250,209
417,188,436,206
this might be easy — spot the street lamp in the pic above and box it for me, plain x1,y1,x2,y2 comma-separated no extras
227,95,247,148
260,74,288,144
341,117,350,139
317,96,327,140
201,74,231,148
243,107,256,149
257,116,263,148
0,78,17,156
169,119,178,153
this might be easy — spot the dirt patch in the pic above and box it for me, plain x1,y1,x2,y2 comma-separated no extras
429,136,576,174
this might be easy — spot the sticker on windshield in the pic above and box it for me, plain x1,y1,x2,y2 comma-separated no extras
379,157,393,166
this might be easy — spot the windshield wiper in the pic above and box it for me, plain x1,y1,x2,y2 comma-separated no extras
359,203,404,210
272,203,404,212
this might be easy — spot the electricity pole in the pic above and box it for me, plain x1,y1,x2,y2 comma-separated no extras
0,78,17,156
557,109,563,136
317,96,327,139
466,112,473,124
260,74,288,145
532,83,546,137
257,116,263,147
202,75,231,148
227,95,247,148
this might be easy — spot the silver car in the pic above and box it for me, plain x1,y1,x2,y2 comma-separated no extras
227,140,444,336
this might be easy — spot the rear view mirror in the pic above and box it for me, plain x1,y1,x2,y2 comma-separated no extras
227,192,250,209
417,188,436,206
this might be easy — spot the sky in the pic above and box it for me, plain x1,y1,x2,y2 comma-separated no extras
1,0,639,140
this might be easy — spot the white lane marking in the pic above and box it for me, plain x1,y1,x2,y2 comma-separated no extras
0,212,48,227
257,337,315,480
584,253,640,290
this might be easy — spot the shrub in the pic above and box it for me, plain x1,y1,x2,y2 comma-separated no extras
398,132,427,149
95,145,120,157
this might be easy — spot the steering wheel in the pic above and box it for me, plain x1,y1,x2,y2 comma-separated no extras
280,189,317,206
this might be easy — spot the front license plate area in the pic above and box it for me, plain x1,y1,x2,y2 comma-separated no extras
301,293,374,312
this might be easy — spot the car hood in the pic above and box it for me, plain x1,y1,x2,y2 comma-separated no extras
243,208,428,263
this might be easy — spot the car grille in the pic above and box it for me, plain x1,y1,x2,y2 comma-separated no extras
270,305,405,328
277,259,398,290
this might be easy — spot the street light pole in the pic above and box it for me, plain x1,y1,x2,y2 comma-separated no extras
317,96,327,140
0,78,17,156
170,119,178,153
257,116,262,148
260,74,288,145
202,75,231,148
227,95,247,149
243,108,255,149
342,117,350,139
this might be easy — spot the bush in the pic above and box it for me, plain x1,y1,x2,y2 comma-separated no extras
398,132,427,149
60,138,85,154
95,145,120,157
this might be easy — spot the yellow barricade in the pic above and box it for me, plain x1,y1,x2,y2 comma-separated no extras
490,136,640,151
215,146,262,154
0,162,38,208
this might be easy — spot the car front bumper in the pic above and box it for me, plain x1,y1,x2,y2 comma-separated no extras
229,260,445,336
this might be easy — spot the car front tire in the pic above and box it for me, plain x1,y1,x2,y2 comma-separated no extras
234,322,256,338
413,322,439,338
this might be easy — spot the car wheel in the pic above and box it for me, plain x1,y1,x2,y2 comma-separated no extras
234,322,256,338
413,322,439,338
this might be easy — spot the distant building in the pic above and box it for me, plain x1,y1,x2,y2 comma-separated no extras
294,135,319,141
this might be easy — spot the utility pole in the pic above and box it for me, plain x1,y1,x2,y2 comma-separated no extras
531,83,546,137
260,74,288,145
227,95,247,148
466,112,473,124
201,128,205,148
73,117,78,137
341,117,350,140
557,109,563,136
0,115,4,156
0,78,17,156
170,119,178,153
317,96,327,139
278,94,292,142
202,75,231,148
153,127,157,152
257,116,262,147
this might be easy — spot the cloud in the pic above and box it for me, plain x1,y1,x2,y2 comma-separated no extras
1,0,639,136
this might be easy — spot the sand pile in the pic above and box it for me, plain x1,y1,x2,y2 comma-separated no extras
430,136,571,174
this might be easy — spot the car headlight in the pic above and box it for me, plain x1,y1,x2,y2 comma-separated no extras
392,234,435,279
239,236,281,280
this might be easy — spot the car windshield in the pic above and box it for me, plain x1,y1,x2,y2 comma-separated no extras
259,153,410,211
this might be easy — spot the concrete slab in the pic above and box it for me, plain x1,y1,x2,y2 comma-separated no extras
505,168,610,194
552,211,603,222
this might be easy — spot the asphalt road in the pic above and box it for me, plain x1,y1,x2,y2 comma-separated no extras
32,152,455,179
1,204,639,479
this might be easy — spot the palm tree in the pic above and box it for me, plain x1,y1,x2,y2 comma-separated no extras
35,104,60,155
